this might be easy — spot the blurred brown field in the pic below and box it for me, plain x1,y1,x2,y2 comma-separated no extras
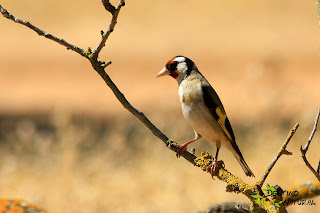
0,0,320,212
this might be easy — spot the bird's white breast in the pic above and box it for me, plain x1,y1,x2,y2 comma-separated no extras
178,78,226,146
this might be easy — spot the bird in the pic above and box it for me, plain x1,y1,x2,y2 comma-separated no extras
157,55,255,177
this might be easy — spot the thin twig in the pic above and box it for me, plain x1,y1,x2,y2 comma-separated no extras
258,123,299,187
91,0,125,60
0,5,87,58
102,0,116,15
303,108,320,152
300,108,320,181
102,61,112,68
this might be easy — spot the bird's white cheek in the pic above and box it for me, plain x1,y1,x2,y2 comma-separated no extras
177,62,187,73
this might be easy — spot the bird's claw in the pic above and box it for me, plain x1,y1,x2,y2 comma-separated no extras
175,144,188,158
206,158,224,178
167,140,188,157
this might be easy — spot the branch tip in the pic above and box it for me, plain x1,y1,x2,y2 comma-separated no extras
92,0,125,60
280,149,292,156
102,61,112,68
190,148,196,155
102,0,116,15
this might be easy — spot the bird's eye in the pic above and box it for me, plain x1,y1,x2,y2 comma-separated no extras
166,61,178,72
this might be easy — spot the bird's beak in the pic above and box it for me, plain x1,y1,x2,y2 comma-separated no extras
156,67,170,77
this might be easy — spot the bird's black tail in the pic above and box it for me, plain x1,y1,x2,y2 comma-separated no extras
234,154,255,177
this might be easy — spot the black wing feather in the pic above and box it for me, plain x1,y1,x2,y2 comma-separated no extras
202,85,243,158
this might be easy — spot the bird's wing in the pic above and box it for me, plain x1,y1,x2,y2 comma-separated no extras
201,84,237,143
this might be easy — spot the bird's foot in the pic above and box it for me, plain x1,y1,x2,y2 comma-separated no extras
206,158,224,178
167,140,186,157
175,143,188,158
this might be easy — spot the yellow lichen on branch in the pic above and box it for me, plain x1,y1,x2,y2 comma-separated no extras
0,199,48,213
195,152,255,198
283,181,320,205
194,152,291,213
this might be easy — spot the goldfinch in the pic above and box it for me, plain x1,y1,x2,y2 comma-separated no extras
157,56,255,177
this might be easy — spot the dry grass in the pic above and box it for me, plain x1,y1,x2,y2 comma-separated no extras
0,0,320,212
0,111,319,213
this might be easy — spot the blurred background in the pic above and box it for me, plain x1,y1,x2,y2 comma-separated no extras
0,0,320,212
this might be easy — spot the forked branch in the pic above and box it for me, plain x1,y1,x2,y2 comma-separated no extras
300,108,320,181
91,0,125,60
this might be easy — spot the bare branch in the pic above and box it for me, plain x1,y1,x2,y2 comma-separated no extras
300,152,320,181
258,123,299,187
91,0,125,60
300,108,320,181
0,5,87,58
303,108,320,152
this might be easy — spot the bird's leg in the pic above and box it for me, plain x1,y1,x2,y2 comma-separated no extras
206,146,222,178
176,132,201,158
176,138,197,158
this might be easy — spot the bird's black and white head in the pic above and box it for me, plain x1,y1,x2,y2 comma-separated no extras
157,56,196,84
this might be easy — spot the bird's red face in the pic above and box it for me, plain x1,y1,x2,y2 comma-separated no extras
157,56,195,85
157,58,179,79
